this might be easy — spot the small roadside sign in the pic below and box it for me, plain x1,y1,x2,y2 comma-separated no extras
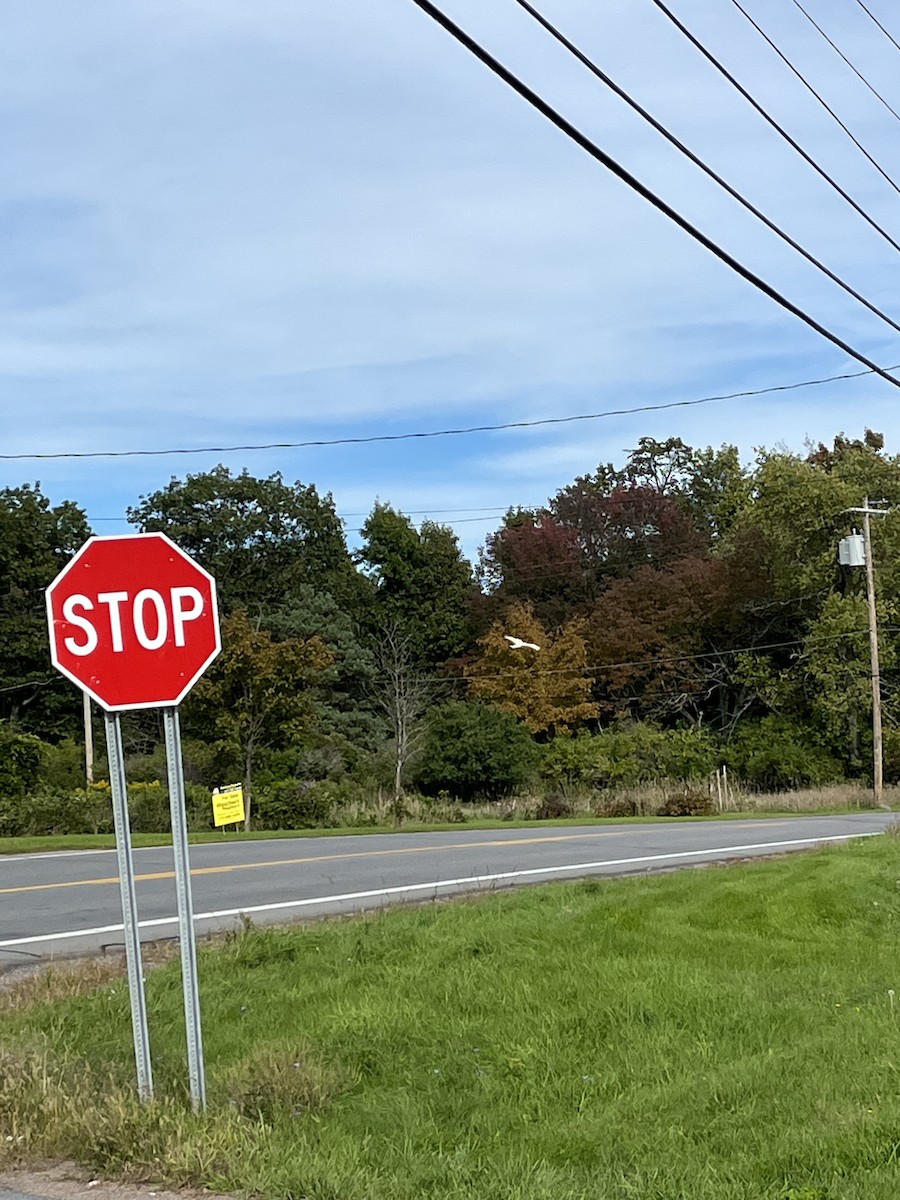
212,784,245,827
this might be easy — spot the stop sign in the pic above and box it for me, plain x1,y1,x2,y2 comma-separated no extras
46,533,221,711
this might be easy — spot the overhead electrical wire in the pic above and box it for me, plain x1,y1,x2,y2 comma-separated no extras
851,0,900,56
727,0,900,198
429,627,899,687
792,0,900,124
4,626,889,697
647,0,900,256
511,0,900,336
404,0,900,391
5,361,900,462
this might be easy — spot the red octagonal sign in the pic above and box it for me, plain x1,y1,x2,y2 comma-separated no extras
46,533,221,711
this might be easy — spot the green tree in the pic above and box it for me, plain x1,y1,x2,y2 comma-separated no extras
266,584,385,765
415,700,539,801
620,436,749,540
0,484,91,734
728,436,900,599
186,609,333,828
358,504,476,666
800,593,899,773
128,466,359,614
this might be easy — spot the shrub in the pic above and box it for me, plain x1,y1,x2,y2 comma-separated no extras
123,745,168,784
658,787,715,817
38,737,104,790
0,727,44,799
0,778,212,837
541,723,717,791
0,784,113,837
253,780,335,830
415,701,540,802
593,794,638,818
725,716,842,792
127,781,171,832
534,793,574,820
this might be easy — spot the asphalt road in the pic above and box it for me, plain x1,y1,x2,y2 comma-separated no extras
0,812,893,964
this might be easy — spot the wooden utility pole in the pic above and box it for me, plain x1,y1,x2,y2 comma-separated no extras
843,499,888,807
83,690,94,785
862,499,884,807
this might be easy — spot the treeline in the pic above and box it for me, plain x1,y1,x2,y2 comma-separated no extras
2,430,899,825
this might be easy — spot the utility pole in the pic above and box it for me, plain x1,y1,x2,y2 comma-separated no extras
840,498,889,807
83,690,94,785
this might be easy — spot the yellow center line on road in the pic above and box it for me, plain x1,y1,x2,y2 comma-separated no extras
0,820,791,897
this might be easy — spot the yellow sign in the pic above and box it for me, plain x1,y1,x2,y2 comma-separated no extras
212,784,245,828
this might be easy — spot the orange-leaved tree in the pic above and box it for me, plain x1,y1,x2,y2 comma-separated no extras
465,601,598,736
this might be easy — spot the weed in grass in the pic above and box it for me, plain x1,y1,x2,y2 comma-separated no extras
216,1039,356,1121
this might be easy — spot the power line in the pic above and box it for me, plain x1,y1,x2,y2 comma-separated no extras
5,362,898,463
512,0,900,337
0,675,58,696
849,0,900,57
406,0,900,391
648,0,900,256
727,0,900,198
451,626,897,686
792,0,900,124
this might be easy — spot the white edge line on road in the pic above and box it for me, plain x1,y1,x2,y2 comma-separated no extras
0,831,884,949
1,848,119,864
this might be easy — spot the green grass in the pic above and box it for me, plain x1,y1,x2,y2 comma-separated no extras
0,808,868,856
5,838,900,1198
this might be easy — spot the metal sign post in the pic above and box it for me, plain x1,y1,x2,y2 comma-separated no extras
163,707,206,1111
104,711,153,1101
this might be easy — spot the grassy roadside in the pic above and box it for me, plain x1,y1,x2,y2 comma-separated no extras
0,807,883,856
4,837,900,1198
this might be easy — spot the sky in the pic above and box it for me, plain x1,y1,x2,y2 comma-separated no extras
2,0,900,563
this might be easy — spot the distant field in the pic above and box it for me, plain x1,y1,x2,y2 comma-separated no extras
3,835,900,1198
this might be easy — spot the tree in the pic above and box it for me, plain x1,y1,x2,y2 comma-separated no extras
415,701,539,801
358,504,476,666
466,601,598,736
0,484,91,734
549,483,708,594
583,557,722,723
370,625,433,818
478,510,587,628
186,609,333,828
727,437,900,600
619,436,749,541
800,593,900,773
127,466,359,614
266,585,385,765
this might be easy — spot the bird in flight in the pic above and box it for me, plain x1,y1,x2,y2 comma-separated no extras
504,635,540,651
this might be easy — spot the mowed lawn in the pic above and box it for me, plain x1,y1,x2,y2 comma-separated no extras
4,837,900,1199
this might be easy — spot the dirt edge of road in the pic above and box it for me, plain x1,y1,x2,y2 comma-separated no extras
0,1163,236,1200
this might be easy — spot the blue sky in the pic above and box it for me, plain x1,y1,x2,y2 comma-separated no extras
2,0,900,562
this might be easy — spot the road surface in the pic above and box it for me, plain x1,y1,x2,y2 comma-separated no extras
0,812,893,963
